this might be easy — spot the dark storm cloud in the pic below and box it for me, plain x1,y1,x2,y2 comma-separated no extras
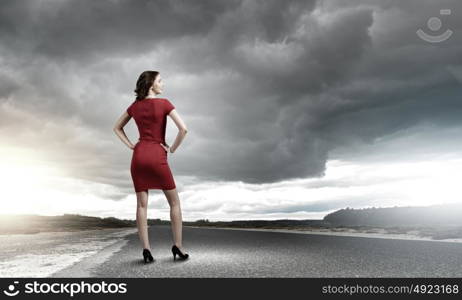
0,0,241,62
1,0,462,195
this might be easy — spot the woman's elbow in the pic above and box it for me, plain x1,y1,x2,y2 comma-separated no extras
180,127,188,134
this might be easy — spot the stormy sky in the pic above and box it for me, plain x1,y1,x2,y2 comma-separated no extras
1,0,461,221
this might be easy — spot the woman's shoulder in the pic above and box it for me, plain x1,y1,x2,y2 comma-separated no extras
127,99,136,108
143,97,171,103
158,98,174,105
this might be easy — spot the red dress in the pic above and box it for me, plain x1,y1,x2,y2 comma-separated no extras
126,97,176,192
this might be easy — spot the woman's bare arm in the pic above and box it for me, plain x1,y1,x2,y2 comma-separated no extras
166,109,188,153
113,112,135,150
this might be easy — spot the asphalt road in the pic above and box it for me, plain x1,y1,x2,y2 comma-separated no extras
52,225,462,277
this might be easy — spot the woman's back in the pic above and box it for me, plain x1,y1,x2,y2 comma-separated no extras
127,97,175,144
126,97,176,192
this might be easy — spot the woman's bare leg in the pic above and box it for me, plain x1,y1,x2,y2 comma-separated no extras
136,190,151,250
162,188,185,252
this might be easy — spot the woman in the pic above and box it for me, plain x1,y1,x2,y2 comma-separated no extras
113,70,189,263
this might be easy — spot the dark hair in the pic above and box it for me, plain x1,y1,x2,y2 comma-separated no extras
134,71,159,101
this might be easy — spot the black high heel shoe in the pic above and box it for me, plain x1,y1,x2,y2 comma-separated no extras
171,245,189,261
142,248,155,263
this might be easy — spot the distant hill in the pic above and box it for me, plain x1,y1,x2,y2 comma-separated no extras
0,214,330,235
0,214,137,234
323,203,462,226
185,218,330,229
2,203,461,235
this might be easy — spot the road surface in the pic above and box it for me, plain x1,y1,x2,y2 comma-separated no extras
51,225,462,277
